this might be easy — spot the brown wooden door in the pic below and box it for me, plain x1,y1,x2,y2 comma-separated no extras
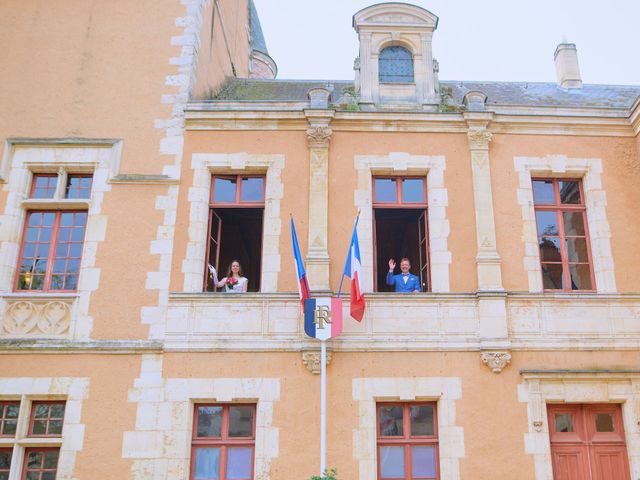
548,404,631,480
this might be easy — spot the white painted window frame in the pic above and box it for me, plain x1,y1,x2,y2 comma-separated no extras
514,154,616,293
354,152,451,293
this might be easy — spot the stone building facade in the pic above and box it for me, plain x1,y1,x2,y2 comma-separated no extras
1,1,640,479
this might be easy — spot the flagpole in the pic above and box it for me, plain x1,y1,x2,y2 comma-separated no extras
320,339,326,476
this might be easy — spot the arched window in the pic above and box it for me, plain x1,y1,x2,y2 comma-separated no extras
379,46,414,83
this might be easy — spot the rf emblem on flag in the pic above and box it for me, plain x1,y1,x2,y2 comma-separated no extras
304,298,343,340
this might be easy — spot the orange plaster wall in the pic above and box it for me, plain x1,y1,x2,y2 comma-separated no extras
491,134,640,292
173,130,310,292
192,0,250,99
89,184,168,339
328,131,477,292
0,0,182,174
1,354,141,479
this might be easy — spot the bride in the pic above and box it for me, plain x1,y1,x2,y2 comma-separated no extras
209,260,248,293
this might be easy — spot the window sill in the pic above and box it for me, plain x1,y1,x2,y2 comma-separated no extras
16,437,63,447
2,292,79,300
21,199,90,210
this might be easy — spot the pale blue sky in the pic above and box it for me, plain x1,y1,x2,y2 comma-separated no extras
252,0,639,85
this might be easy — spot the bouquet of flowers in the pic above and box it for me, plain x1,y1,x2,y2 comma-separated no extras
225,277,239,289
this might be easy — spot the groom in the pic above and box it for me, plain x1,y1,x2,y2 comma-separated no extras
386,258,421,293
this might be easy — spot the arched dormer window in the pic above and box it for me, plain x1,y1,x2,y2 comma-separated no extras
379,46,414,83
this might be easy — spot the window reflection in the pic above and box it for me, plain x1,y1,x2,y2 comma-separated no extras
374,178,397,203
402,178,425,203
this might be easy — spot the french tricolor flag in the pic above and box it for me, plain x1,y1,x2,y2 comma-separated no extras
342,215,365,321
290,217,311,306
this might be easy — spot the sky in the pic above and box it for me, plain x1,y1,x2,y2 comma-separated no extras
251,0,640,85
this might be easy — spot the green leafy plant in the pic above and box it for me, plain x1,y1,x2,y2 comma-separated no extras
309,467,338,480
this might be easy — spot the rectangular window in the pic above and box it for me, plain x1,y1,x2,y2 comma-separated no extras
548,404,630,480
373,176,429,292
191,404,256,480
1,400,64,480
532,178,594,291
30,175,58,199
377,402,438,479
204,175,264,292
65,175,93,199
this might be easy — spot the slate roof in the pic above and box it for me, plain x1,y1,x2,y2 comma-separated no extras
249,0,269,55
211,78,640,110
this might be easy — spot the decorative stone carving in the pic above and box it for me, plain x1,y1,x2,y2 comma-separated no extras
532,421,544,432
467,130,493,149
481,351,512,373
306,126,332,148
302,350,332,374
2,299,72,336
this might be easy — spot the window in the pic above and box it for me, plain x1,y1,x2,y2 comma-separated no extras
16,173,92,292
377,403,438,479
373,176,429,291
0,400,65,480
548,404,630,479
379,46,414,83
204,175,264,292
191,404,255,480
532,178,594,291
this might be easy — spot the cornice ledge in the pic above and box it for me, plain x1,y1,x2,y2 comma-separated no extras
0,339,163,353
110,174,179,185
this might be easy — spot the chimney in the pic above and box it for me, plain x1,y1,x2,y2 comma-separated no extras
554,42,582,89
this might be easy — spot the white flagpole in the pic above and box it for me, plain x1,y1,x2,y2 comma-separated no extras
320,339,327,476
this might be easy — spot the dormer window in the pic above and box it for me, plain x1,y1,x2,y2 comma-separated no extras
379,46,414,83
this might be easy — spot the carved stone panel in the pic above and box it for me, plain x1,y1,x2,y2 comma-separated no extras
1,298,73,337
481,351,512,373
302,350,333,374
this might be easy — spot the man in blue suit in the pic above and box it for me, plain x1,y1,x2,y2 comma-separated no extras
386,257,421,293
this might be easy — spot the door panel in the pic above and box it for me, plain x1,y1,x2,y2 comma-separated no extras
590,446,631,480
417,209,428,291
551,445,590,480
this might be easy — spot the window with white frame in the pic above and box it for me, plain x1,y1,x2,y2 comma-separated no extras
16,171,92,292
0,399,66,480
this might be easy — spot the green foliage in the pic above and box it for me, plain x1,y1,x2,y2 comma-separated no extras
308,468,338,480
438,85,465,112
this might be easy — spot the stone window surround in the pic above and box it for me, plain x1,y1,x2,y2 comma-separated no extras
353,377,464,480
515,155,616,294
0,141,119,339
518,372,640,480
354,152,451,293
123,355,280,479
0,376,89,480
182,152,284,293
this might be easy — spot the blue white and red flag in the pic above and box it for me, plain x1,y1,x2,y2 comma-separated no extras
342,215,365,321
290,217,311,306
304,297,343,340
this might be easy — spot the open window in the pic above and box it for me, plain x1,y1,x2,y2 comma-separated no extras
373,176,429,292
204,175,264,292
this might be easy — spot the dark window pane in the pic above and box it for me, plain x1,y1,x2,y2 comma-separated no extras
559,181,581,204
410,405,434,436
563,212,586,236
595,413,614,432
5,405,18,419
41,472,56,480
194,448,220,480
26,473,39,480
374,179,397,203
535,211,559,236
532,180,554,204
402,178,425,203
43,450,59,469
555,413,573,432
565,238,589,263
412,445,437,478
213,177,237,203
227,447,252,479
539,237,561,262
0,450,11,468
228,406,254,437
542,263,564,289
0,474,8,480
379,406,403,436
2,421,16,436
379,446,404,478
569,264,592,290
27,451,42,468
31,420,47,435
48,420,63,435
197,406,222,437
240,177,263,202
379,46,414,83
34,404,49,418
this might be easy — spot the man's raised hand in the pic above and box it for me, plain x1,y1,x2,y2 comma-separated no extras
388,258,396,271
